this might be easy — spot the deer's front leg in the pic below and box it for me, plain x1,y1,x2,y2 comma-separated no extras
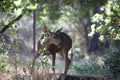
31,41,43,74
51,53,56,74
34,40,43,62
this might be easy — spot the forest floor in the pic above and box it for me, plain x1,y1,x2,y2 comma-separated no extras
0,53,114,80
0,71,113,80
0,50,115,80
0,56,113,80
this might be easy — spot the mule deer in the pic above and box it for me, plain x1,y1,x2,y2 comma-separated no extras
31,26,72,77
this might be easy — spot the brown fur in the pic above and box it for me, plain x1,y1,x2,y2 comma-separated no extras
31,27,72,77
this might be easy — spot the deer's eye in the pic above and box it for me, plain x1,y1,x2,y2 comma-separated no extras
46,34,49,37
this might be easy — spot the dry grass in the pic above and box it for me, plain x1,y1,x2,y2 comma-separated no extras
2,54,59,80
32,67,54,80
0,56,113,80
0,64,58,80
0,71,13,80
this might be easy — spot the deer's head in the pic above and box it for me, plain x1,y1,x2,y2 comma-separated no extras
42,26,62,49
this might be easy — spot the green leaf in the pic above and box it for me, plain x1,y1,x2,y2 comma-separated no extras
91,24,96,32
14,0,21,6
99,35,104,41
27,3,38,10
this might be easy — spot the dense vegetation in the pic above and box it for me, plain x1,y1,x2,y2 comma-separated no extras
0,0,120,80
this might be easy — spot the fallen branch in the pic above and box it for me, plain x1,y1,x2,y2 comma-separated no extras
0,14,23,34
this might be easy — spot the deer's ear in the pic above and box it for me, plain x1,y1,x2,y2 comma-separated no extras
56,27,63,33
44,26,50,33
44,26,48,32
44,26,52,36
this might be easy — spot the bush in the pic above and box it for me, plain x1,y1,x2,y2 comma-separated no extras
104,50,120,79
0,35,10,71
104,40,120,80
70,55,107,75
0,51,9,71
71,63,106,75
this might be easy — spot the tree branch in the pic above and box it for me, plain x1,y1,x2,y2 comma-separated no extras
0,14,23,34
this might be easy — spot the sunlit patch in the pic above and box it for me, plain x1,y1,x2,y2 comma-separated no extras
97,57,104,65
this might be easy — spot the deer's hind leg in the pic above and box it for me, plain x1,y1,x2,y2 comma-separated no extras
62,49,71,75
58,50,71,75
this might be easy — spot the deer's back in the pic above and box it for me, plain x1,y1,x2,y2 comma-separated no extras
57,32,72,50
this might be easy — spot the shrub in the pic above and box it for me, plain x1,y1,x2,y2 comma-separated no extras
70,55,107,75
71,63,106,75
104,50,120,79
0,51,9,71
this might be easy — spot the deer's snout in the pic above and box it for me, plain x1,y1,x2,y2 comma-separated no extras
57,41,62,48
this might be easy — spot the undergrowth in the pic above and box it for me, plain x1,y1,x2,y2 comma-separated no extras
70,55,107,75
71,63,107,75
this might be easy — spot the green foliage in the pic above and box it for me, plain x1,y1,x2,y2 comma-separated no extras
70,56,107,75
104,48,120,78
91,0,120,40
0,36,9,71
0,35,10,71
0,0,15,12
30,51,50,70
71,62,106,75
91,1,120,77
78,0,107,8
0,51,9,71
47,3,61,21
38,52,49,67
0,0,38,29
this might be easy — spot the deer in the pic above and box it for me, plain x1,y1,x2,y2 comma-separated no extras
31,26,72,78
